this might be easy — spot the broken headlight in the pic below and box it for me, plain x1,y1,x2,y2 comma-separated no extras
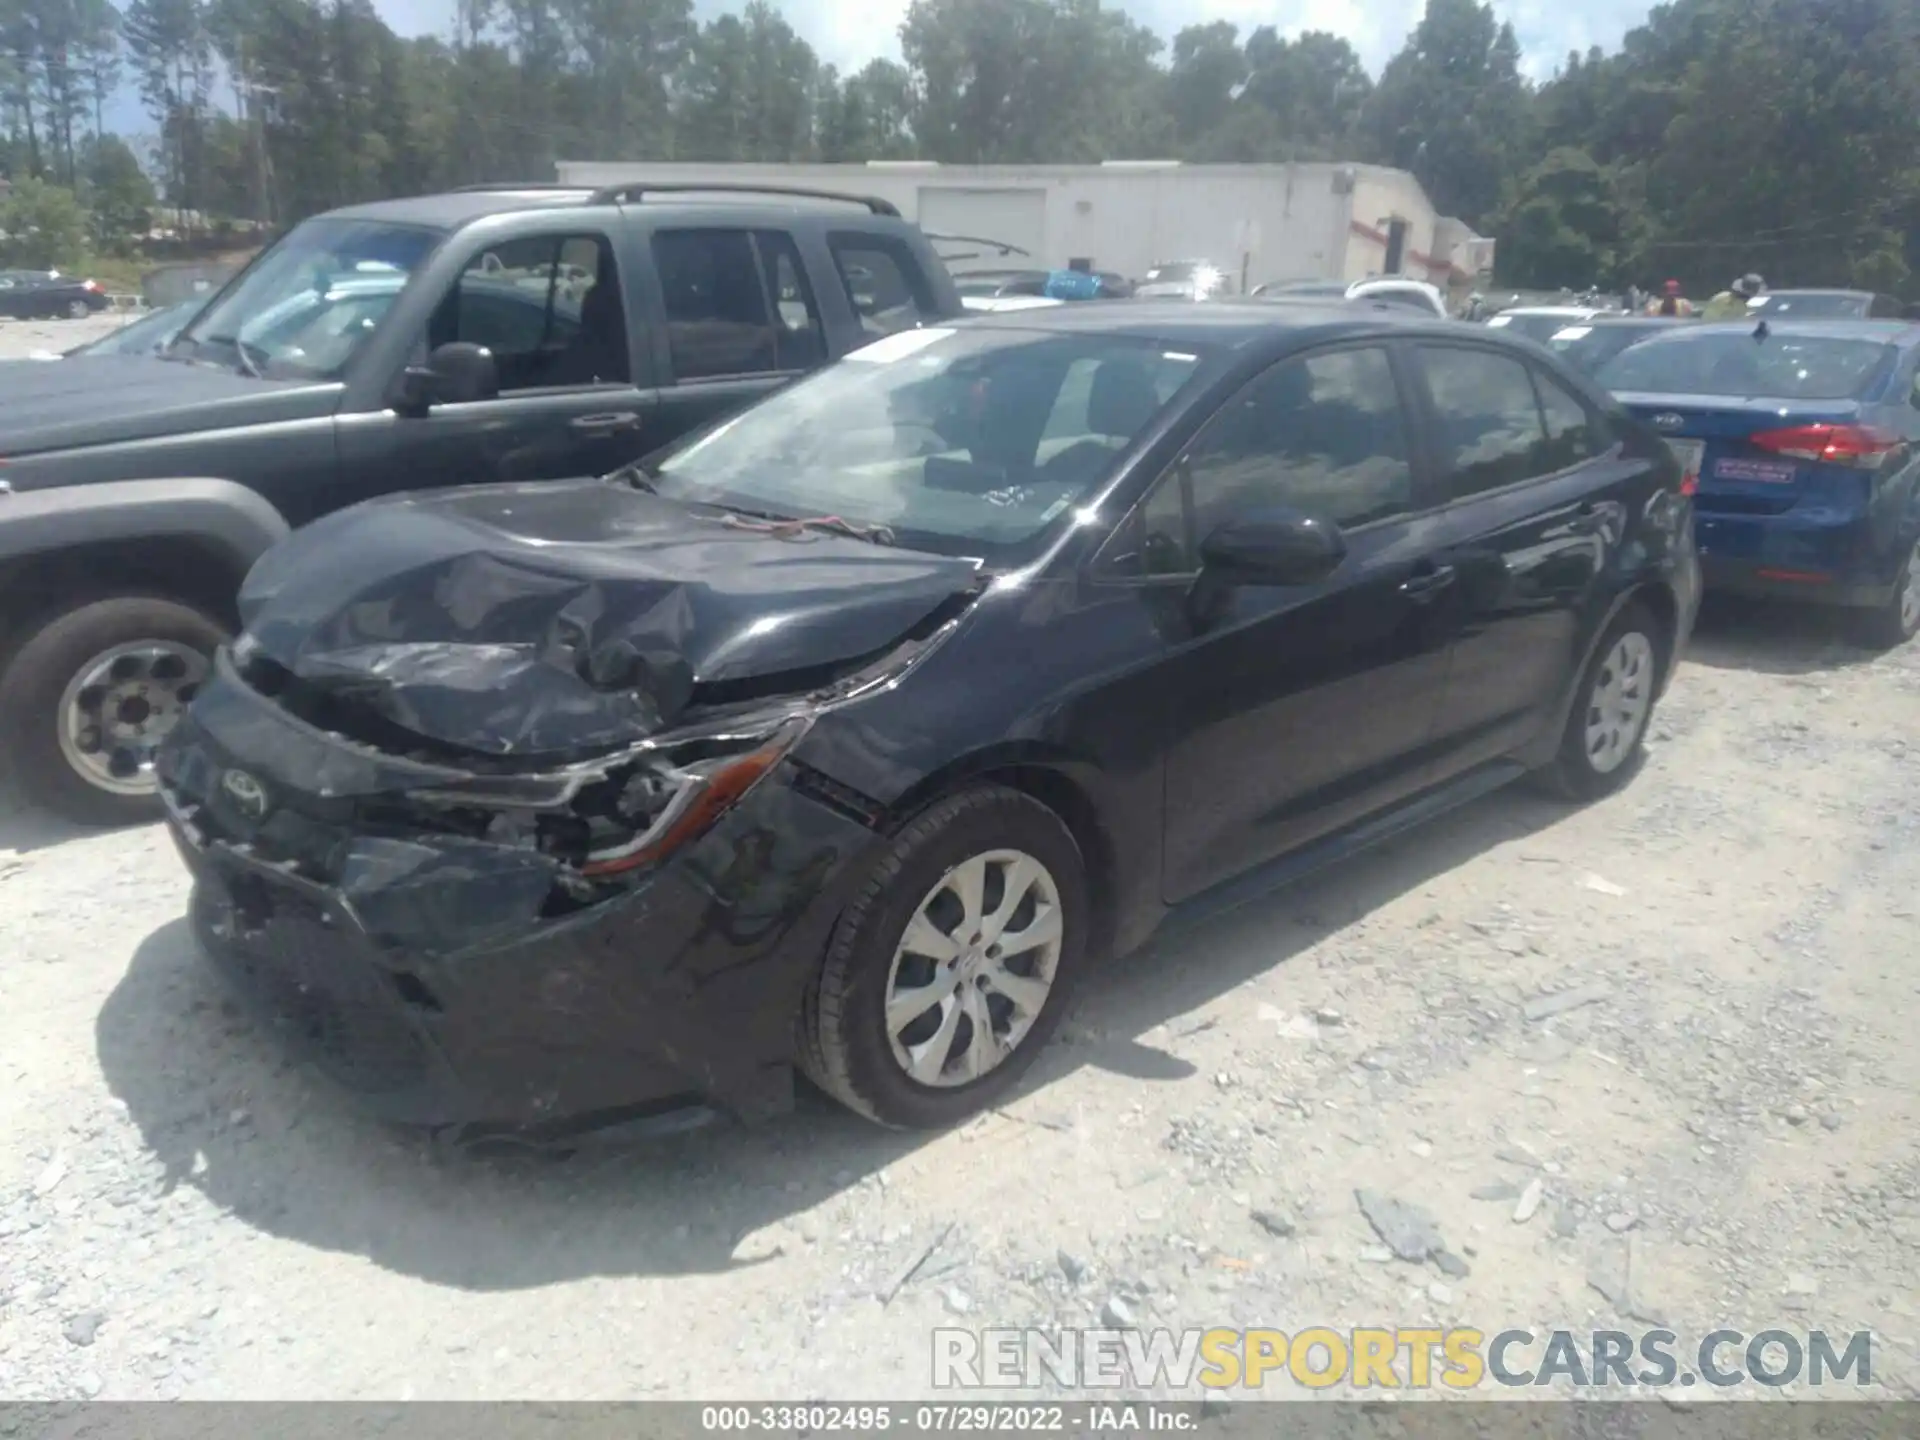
577,716,812,878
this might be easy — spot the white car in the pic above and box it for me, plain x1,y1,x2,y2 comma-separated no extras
961,294,1065,314
1345,278,1449,318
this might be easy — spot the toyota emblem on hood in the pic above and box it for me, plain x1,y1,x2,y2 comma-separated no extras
1652,412,1684,431
220,768,269,820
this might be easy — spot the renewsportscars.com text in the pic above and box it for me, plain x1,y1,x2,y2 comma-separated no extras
931,1326,1874,1391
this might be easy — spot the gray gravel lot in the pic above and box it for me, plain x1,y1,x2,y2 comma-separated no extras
0,312,143,359
2,322,1918,1403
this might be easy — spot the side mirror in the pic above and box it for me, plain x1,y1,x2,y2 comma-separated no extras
394,341,499,413
1198,507,1347,587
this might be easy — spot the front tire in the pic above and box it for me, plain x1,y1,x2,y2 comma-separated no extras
1849,536,1920,651
0,595,227,827
1543,602,1664,803
799,785,1089,1129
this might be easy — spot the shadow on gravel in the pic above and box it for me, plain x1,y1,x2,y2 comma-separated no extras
1680,593,1888,678
94,784,1560,1292
0,785,103,854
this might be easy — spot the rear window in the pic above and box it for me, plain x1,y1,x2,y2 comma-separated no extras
1595,333,1895,400
1747,293,1867,320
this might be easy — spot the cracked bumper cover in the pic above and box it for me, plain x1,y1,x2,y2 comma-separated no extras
158,660,881,1133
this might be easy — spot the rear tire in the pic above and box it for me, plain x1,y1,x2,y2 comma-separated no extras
1542,601,1665,803
798,785,1088,1130
0,595,228,828
1848,536,1920,651
66,298,89,319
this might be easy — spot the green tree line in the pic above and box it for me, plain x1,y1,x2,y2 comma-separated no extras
3,0,1918,295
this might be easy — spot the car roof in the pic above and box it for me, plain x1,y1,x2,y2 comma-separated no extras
1762,288,1870,299
319,187,917,234
1618,318,1920,351
1571,316,1689,329
954,298,1463,351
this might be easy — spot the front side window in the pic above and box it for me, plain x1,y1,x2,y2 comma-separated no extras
829,234,939,338
1415,345,1556,499
1117,346,1415,577
172,217,439,379
430,232,627,391
1533,369,1608,469
650,326,1207,564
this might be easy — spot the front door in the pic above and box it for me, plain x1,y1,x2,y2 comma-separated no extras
335,229,654,507
1148,343,1455,903
638,227,836,455
1405,343,1641,776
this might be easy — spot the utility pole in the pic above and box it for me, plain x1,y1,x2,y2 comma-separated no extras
232,35,276,228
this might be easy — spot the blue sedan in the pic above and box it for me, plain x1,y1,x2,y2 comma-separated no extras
1594,320,1920,647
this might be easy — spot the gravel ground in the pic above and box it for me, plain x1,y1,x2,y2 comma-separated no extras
3,322,1919,1402
0,311,145,358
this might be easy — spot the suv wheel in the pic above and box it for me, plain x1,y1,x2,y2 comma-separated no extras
1849,536,1920,650
0,596,226,827
1543,602,1663,802
799,785,1088,1129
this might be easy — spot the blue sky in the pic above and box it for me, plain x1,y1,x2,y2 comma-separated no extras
112,0,1651,139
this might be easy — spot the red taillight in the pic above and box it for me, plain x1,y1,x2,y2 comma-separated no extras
1750,423,1901,467
83,279,100,292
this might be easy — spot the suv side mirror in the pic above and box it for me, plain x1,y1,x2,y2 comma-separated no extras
1199,507,1346,587
394,341,499,413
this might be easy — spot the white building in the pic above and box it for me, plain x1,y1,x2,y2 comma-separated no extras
553,159,1495,298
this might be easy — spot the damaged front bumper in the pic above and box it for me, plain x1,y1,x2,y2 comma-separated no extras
157,650,883,1137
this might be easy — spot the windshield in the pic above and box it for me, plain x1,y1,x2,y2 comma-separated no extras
1747,293,1867,319
1596,332,1895,400
651,326,1209,564
173,218,440,379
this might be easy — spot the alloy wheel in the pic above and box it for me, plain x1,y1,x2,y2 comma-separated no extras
883,848,1064,1088
56,640,208,796
1583,631,1655,776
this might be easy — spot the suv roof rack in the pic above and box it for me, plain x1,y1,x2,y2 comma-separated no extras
584,181,901,217
447,183,594,194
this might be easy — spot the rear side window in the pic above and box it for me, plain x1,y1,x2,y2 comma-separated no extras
1415,345,1556,499
1181,345,1415,535
652,229,777,381
1594,333,1895,400
829,234,939,338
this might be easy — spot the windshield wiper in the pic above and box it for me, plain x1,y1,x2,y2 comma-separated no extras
717,510,896,546
201,333,266,378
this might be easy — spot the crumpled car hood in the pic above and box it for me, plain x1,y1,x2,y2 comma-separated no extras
237,476,983,759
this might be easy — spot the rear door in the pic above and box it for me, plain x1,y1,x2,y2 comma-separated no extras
637,227,835,452
1408,343,1652,776
1145,342,1456,901
335,226,652,509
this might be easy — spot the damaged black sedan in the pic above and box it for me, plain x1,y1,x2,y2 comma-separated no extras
157,303,1699,1137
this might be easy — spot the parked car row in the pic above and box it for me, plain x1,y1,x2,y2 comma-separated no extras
0,181,1912,1150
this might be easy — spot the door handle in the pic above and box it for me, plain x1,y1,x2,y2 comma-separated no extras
1399,564,1458,602
571,411,642,436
